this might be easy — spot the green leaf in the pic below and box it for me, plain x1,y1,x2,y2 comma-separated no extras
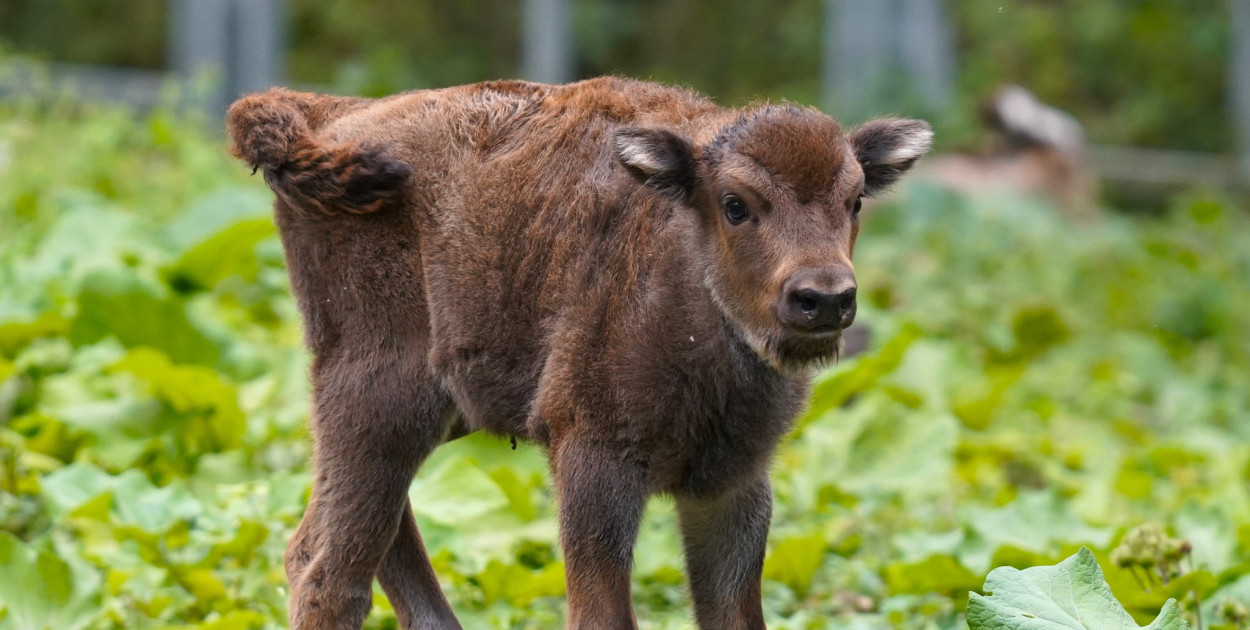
488,467,538,522
170,568,227,603
165,219,275,292
185,610,268,630
842,405,958,498
110,347,246,453
475,560,566,606
0,532,100,630
69,270,220,366
204,519,269,566
967,548,1190,630
964,491,1112,571
408,456,509,526
0,312,68,358
1008,305,1070,361
763,533,826,598
39,462,121,521
164,187,273,250
41,463,201,535
882,554,981,597
110,472,202,534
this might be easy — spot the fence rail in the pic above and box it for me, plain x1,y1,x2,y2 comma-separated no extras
2,62,172,110
1088,145,1245,190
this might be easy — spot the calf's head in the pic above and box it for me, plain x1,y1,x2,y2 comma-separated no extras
614,106,931,370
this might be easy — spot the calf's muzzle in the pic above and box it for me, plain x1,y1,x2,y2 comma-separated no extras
779,268,857,333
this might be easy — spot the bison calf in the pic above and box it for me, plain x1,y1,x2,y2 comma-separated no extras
226,77,931,630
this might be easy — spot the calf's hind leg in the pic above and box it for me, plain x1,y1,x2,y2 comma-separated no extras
287,358,457,630
376,499,462,629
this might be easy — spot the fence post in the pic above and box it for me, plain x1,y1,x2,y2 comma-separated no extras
521,0,573,84
1233,0,1250,182
899,0,954,109
823,0,953,121
170,0,231,111
170,0,283,113
231,0,284,97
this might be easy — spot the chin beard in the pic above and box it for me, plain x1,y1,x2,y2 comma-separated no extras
770,331,842,373
732,324,843,374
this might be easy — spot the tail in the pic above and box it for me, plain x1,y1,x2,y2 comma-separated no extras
226,88,413,215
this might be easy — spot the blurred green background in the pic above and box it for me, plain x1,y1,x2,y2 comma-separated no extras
1,2,1249,629
0,0,1237,151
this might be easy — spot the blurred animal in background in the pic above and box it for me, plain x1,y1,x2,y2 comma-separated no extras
920,85,1097,217
227,77,930,630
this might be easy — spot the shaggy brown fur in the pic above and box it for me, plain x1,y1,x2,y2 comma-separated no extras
226,77,931,630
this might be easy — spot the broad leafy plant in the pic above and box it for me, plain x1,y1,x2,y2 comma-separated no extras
2,92,1249,629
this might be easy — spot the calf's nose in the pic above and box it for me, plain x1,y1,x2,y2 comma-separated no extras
780,270,857,332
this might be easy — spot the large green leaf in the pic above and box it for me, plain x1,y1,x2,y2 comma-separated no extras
0,532,100,630
164,187,273,250
962,491,1112,572
40,463,202,534
967,548,1190,630
0,312,68,359
165,218,276,292
69,270,220,366
409,455,510,526
763,533,827,597
110,347,246,453
475,560,566,606
882,554,981,597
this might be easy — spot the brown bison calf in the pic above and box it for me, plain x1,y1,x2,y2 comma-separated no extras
226,77,931,630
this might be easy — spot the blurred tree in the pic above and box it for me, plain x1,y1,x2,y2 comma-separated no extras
0,0,1234,153
574,0,825,106
0,0,167,67
285,0,520,96
954,0,1230,152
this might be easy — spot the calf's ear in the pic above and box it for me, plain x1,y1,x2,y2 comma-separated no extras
850,118,933,196
613,126,699,201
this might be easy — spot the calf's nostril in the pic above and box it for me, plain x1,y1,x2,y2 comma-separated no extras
837,289,857,313
796,294,819,315
790,288,826,316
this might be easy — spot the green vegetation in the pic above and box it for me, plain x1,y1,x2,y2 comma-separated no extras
967,548,1188,630
2,94,1249,629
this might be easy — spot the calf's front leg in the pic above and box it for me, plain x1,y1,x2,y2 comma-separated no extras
553,438,649,630
676,474,773,630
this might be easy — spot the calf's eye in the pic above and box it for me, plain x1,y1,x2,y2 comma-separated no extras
723,196,750,225
853,196,863,216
